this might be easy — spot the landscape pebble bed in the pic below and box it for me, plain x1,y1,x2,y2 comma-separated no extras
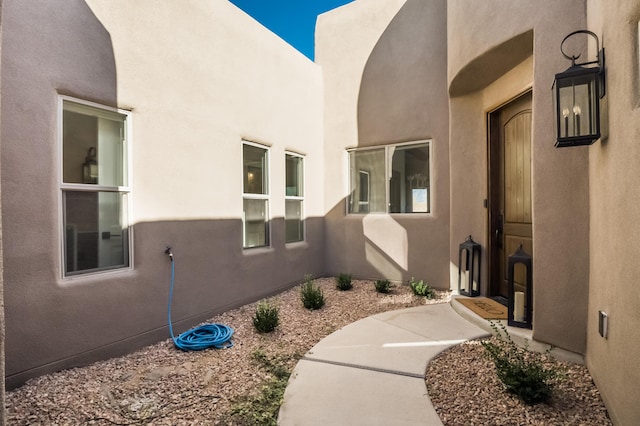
426,339,612,425
6,278,610,424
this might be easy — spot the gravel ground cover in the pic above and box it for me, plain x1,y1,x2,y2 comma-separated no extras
425,339,612,425
6,278,445,425
6,277,610,425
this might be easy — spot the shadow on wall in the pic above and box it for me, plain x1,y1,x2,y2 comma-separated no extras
132,216,326,313
449,29,533,97
324,197,450,288
363,215,408,281
331,0,450,287
357,0,448,145
37,0,119,104
5,216,325,389
2,0,120,388
324,199,406,281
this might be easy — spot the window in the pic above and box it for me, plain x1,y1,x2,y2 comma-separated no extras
243,142,269,248
348,141,430,214
285,153,304,243
60,97,131,276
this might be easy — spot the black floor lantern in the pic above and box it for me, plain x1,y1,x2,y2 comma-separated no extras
507,245,533,329
458,235,480,297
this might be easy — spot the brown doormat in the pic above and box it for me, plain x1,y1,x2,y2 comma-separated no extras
457,297,507,319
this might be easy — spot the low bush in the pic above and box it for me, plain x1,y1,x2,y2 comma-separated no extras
253,301,279,333
409,277,436,298
336,273,353,291
374,279,394,294
481,321,562,405
300,274,325,310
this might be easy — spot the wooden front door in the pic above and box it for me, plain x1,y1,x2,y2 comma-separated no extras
489,92,533,298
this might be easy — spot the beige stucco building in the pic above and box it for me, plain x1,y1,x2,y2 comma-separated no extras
0,0,638,424
1,0,326,388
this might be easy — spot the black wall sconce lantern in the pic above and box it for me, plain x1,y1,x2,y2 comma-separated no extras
458,235,481,297
553,30,605,148
507,244,533,329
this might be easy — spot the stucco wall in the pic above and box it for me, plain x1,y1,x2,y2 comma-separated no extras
447,0,590,355
585,1,640,424
0,0,5,417
316,0,406,211
1,0,324,387
5,3,640,423
317,0,406,281
318,0,450,287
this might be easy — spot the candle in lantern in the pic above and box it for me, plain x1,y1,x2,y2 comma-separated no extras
562,108,570,137
514,291,525,322
573,105,581,136
461,269,468,292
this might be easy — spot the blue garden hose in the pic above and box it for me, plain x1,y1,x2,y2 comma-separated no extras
166,247,234,350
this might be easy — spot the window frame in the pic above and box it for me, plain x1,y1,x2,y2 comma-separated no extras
347,140,432,215
285,151,305,244
242,140,271,249
58,95,133,278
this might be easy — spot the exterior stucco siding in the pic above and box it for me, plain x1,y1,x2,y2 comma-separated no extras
2,1,639,423
586,1,640,424
316,0,406,215
1,0,324,387
318,0,450,287
447,0,590,355
0,0,5,415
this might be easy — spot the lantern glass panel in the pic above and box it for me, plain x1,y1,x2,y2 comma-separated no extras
558,84,575,138
513,263,528,322
554,67,600,146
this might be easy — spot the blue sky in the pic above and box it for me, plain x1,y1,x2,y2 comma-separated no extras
229,0,354,60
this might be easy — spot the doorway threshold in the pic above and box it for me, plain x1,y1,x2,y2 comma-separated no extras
450,296,584,365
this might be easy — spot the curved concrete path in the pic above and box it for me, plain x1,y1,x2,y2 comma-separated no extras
278,303,489,425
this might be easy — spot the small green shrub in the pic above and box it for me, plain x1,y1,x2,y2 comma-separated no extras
253,301,280,333
374,279,394,294
336,273,353,291
300,274,325,310
481,321,562,405
409,277,436,298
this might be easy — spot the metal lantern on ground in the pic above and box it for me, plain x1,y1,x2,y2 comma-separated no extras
553,30,605,148
507,244,532,329
458,235,480,297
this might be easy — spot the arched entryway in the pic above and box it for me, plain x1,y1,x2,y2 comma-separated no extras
488,91,533,299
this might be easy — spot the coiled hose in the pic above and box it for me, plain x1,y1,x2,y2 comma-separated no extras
166,248,234,351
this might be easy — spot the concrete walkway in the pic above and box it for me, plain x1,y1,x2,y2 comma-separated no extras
278,303,489,425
